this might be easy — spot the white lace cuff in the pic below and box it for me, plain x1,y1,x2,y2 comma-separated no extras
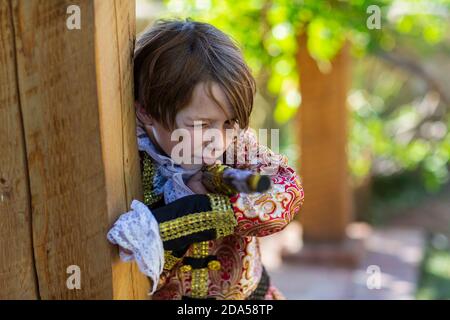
106,199,164,295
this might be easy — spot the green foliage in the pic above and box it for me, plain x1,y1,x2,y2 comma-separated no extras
417,235,450,299
363,170,430,225
350,55,450,190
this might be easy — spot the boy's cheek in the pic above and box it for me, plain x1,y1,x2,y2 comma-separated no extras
165,127,231,165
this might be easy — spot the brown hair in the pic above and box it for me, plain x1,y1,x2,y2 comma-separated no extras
134,18,256,130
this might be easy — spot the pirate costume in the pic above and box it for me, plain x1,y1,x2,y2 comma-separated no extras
107,124,304,300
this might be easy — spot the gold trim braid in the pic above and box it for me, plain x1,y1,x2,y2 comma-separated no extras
158,194,237,242
207,193,237,238
179,194,236,299
163,250,183,270
190,241,210,298
142,152,163,207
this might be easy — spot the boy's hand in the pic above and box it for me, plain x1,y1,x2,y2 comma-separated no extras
186,171,208,194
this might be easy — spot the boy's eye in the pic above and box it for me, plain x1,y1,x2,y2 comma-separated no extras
224,119,238,128
189,122,208,128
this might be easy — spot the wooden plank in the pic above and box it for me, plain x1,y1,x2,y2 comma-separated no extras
114,0,151,299
9,0,148,299
296,34,353,241
93,0,150,299
0,0,39,299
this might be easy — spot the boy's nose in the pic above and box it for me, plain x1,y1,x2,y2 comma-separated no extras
202,133,225,155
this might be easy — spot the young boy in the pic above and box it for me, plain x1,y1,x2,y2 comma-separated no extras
107,19,304,300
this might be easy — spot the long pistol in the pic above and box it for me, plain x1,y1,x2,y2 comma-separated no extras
201,163,272,196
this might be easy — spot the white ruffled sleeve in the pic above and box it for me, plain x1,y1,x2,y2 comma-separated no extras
106,199,164,295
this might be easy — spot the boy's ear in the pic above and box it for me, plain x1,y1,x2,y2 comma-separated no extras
135,101,154,126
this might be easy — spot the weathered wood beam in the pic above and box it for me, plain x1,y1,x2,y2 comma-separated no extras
0,0,39,299
1,0,149,299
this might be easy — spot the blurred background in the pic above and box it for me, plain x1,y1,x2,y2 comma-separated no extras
136,0,450,299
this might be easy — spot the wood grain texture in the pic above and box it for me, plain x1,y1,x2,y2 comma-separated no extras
0,0,39,299
6,0,148,299
114,0,151,299
93,0,150,299
297,34,353,241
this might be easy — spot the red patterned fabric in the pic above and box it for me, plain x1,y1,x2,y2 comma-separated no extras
151,129,304,300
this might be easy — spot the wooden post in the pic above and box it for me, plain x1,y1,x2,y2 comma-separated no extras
0,0,149,299
296,34,353,242
0,0,39,299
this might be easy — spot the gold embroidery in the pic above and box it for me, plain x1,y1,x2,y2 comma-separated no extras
182,194,235,298
163,250,182,270
180,260,222,273
142,152,163,207
190,242,210,298
207,260,221,271
180,264,192,273
191,268,209,298
159,211,213,241
192,241,209,257
207,193,237,238
158,195,237,242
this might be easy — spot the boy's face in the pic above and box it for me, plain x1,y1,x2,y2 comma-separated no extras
138,81,239,170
